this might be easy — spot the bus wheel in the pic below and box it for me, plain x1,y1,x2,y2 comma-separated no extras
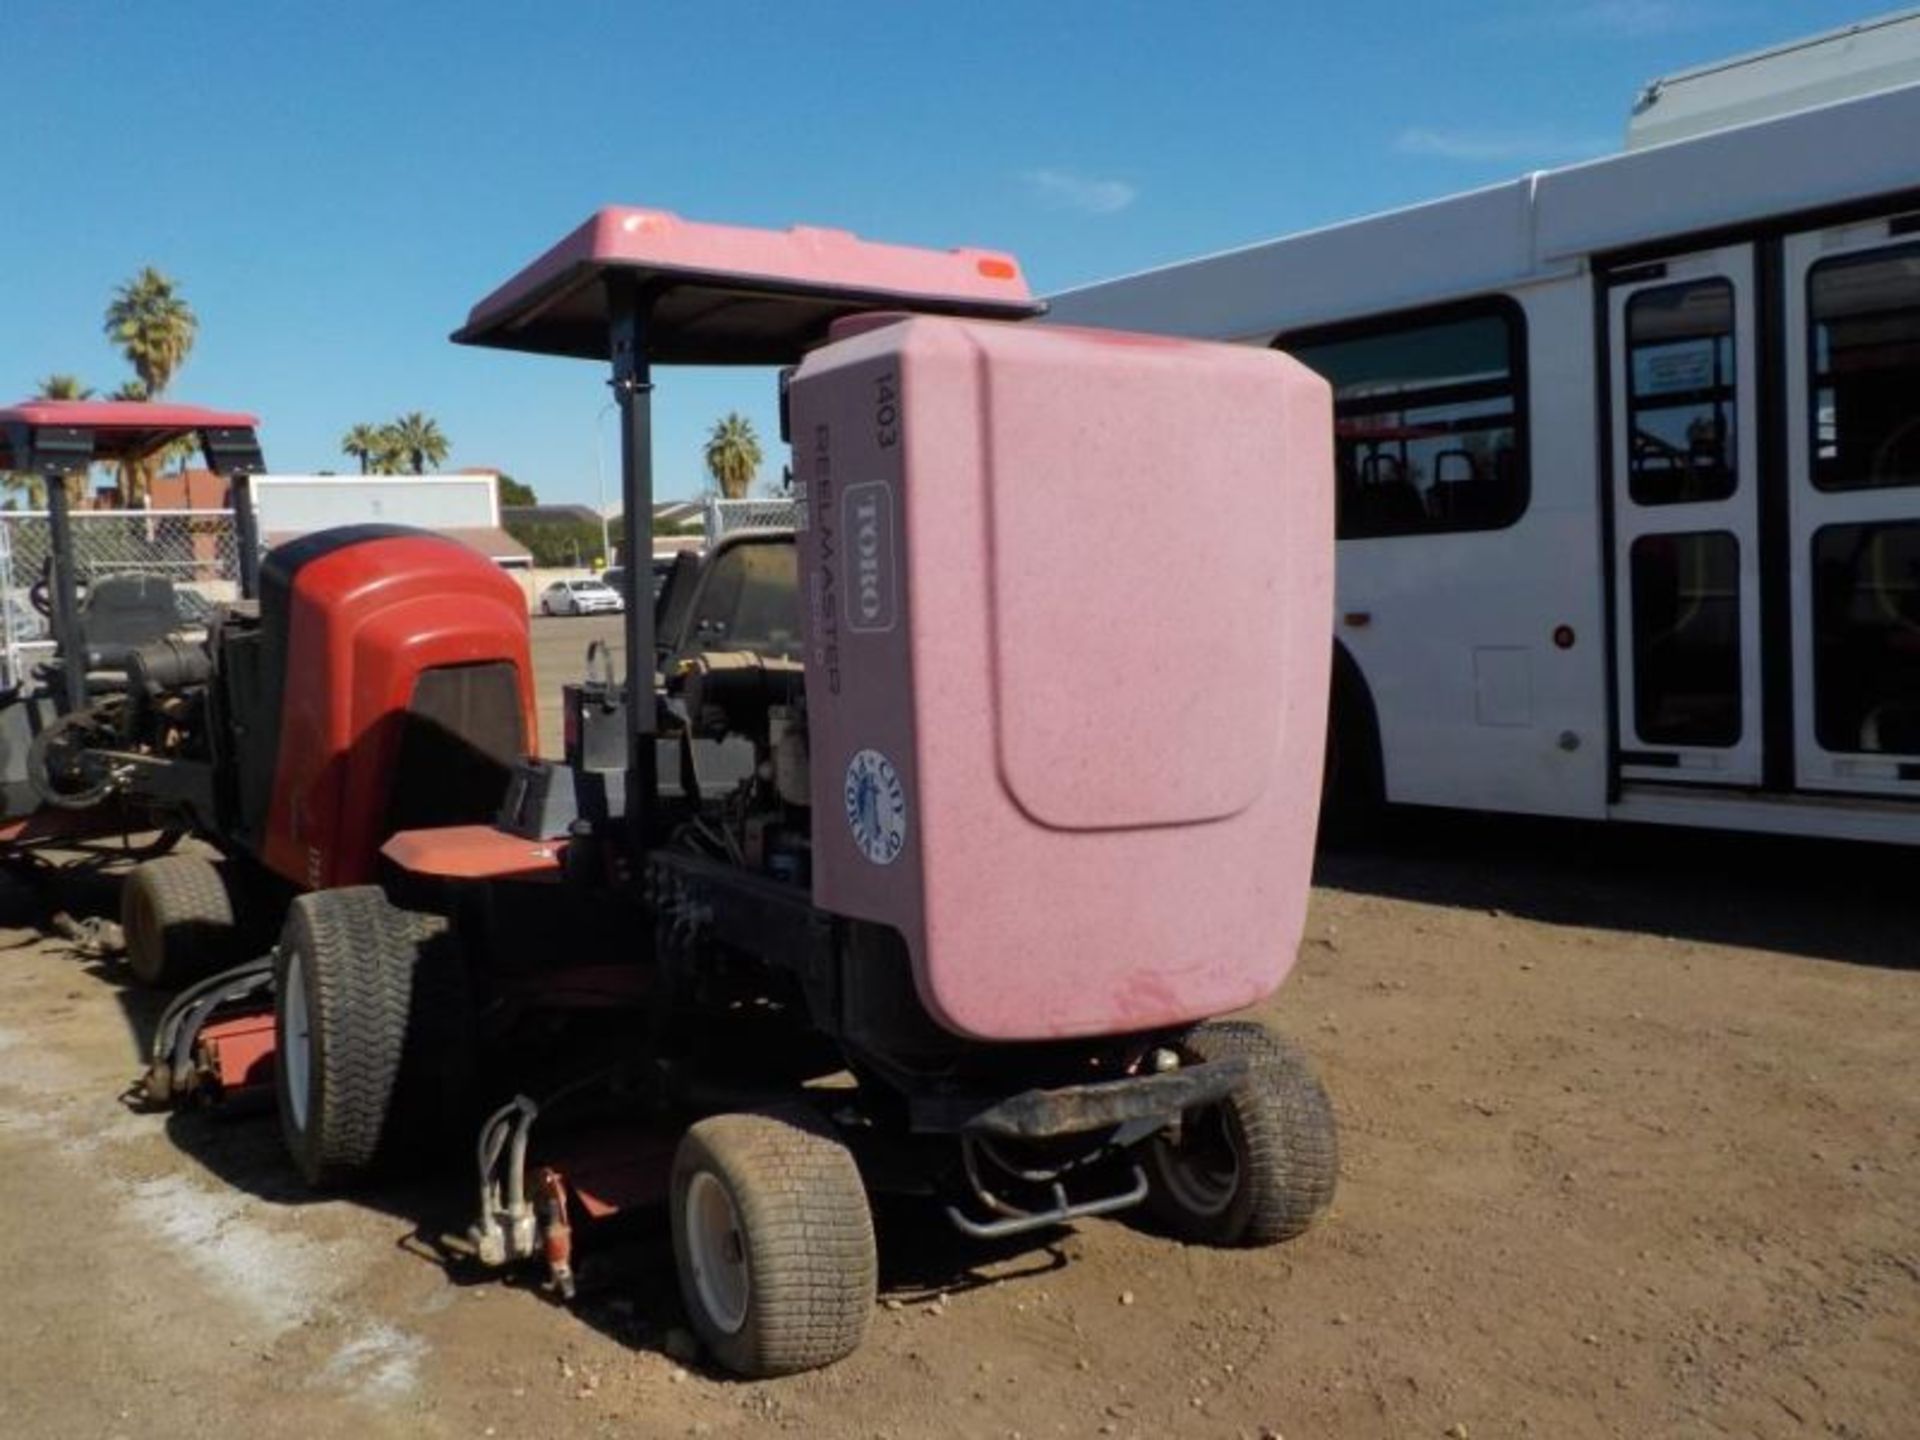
1144,1020,1338,1246
669,1106,876,1377
1320,662,1383,845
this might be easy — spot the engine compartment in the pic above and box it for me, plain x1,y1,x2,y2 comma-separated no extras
23,526,535,892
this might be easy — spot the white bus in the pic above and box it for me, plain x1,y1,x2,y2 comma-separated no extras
1047,57,1920,846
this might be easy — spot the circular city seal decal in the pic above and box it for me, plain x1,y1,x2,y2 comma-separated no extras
843,747,907,866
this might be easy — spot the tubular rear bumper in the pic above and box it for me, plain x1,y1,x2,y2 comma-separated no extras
957,1058,1248,1142
933,1058,1249,1240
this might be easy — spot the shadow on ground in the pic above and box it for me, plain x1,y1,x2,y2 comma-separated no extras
549,1194,1071,1373
3,845,176,1057
1316,808,1917,971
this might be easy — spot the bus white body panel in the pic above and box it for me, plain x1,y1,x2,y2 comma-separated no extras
1335,276,1611,820
1051,83,1920,338
1625,9,1920,151
1047,78,1920,844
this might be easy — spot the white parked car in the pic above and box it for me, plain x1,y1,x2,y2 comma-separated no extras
539,577,625,616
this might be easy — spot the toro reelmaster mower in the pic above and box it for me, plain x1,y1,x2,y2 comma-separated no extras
0,403,535,1053
193,208,1339,1377
0,401,271,842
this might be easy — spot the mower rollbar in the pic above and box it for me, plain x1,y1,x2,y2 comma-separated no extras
608,275,659,871
199,425,267,601
231,477,262,600
42,474,87,715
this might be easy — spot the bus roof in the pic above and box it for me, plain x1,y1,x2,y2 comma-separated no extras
1046,80,1920,342
0,400,260,468
453,207,1044,364
1628,7,1920,149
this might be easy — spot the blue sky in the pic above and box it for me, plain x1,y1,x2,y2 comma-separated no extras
3,1,1878,505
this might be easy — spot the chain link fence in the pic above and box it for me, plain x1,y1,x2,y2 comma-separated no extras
0,509,242,690
703,495,804,543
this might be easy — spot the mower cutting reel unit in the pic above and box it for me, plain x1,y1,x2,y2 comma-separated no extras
245,207,1338,1378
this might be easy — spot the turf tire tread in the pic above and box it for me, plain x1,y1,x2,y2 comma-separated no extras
275,887,439,1189
670,1106,876,1377
1151,1019,1339,1246
121,855,235,989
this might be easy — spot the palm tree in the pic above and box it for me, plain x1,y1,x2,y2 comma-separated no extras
341,423,389,474
103,267,198,399
0,471,42,508
98,381,171,504
703,413,762,499
388,412,449,474
103,380,196,501
36,374,93,402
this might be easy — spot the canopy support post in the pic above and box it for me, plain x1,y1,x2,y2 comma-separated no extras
608,276,659,869
43,474,87,714
231,473,261,600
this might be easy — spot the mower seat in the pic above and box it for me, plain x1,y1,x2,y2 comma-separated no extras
79,574,182,670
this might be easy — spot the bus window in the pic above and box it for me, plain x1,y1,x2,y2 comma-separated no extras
1281,299,1527,540
1810,243,1920,493
1812,521,1920,755
1629,530,1742,747
1626,280,1737,506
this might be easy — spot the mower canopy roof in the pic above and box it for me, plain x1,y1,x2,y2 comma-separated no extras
453,207,1044,365
0,401,262,472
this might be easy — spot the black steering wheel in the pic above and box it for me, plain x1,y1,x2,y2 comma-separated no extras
29,557,87,619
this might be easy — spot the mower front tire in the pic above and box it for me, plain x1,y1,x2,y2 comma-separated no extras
121,855,235,989
1144,1020,1338,1247
274,887,470,1189
669,1107,876,1377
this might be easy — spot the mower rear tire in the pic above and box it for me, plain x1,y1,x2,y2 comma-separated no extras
1144,1020,1338,1247
669,1106,876,1377
274,887,470,1189
121,855,235,989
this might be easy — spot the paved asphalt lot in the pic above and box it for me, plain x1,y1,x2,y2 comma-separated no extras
529,611,627,759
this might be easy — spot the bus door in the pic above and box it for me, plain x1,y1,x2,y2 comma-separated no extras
1783,219,1920,800
1605,245,1764,787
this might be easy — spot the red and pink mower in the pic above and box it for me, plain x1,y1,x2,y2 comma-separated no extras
0,404,534,1041
171,207,1338,1377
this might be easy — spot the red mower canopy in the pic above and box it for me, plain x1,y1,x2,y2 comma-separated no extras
453,207,1044,364
0,400,263,473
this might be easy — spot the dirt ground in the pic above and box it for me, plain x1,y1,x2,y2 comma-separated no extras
2,793,1916,1437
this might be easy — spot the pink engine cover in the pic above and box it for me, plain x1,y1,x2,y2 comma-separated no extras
792,316,1332,1042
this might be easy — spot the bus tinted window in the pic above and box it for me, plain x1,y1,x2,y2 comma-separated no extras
1629,531,1742,748
1810,243,1920,493
1281,301,1527,539
1626,280,1737,506
1812,521,1920,755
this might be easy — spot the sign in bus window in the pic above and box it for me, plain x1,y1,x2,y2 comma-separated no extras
1810,243,1920,493
1813,522,1920,755
1629,531,1741,748
1626,280,1737,506
1281,300,1528,540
